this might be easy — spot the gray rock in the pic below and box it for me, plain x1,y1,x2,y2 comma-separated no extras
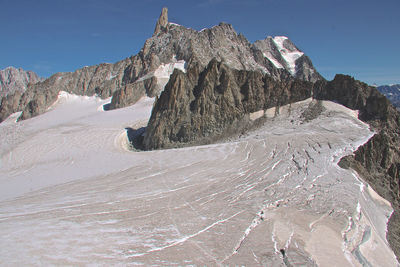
0,67,43,97
253,36,323,82
0,58,132,122
0,7,324,123
153,7,168,36
143,59,314,150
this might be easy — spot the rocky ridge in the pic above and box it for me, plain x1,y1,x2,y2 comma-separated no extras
143,59,314,150
0,59,131,121
0,66,43,97
0,8,322,123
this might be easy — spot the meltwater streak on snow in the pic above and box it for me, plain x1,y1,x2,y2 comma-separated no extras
273,36,304,75
0,95,398,266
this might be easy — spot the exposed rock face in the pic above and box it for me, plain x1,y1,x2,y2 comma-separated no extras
253,36,323,82
153,7,168,36
378,84,400,110
0,8,323,123
0,59,131,121
109,79,148,110
106,18,323,111
143,59,314,150
0,67,43,97
313,74,400,258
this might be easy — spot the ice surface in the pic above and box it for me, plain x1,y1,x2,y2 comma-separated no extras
0,95,397,266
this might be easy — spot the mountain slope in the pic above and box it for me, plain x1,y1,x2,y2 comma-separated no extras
0,8,323,123
253,36,320,81
1,7,398,266
377,84,400,110
144,59,314,150
0,67,43,97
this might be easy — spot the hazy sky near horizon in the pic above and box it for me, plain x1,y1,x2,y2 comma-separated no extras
1,0,399,85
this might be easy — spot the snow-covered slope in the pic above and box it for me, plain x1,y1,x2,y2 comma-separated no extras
0,94,397,266
253,35,319,81
268,36,304,74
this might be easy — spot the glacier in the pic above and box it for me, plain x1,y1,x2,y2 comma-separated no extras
0,92,398,266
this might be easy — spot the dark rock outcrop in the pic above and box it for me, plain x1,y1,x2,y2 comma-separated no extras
143,59,314,150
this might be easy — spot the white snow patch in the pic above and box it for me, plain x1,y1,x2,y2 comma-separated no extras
273,36,304,75
322,101,360,118
168,22,181,26
136,56,187,95
262,52,284,69
2,111,22,123
249,110,264,121
153,60,186,79
107,73,118,80
367,183,392,209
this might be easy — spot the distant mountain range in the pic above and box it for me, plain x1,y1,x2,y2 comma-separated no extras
377,84,400,110
0,66,43,98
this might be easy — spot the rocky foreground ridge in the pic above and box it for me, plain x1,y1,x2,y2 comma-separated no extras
0,66,43,98
0,7,322,123
143,59,314,150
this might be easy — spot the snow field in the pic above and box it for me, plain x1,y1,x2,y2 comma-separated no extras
0,93,397,266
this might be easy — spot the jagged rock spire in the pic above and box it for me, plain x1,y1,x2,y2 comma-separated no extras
153,7,168,36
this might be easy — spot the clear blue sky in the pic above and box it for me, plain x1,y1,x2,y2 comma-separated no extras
1,0,399,85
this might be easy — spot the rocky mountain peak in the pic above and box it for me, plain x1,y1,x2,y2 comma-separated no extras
0,7,323,123
253,35,322,82
0,66,43,97
153,7,168,36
